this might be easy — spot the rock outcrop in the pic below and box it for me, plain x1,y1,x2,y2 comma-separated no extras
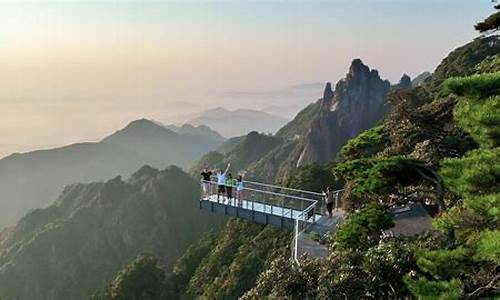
398,74,412,90
296,59,391,166
192,59,392,182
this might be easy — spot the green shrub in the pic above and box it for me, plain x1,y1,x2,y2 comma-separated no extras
339,125,388,161
475,54,500,74
475,230,500,264
334,156,421,197
334,204,393,250
453,94,500,148
440,148,500,197
362,241,414,296
405,277,463,300
416,248,468,280
92,254,167,300
444,72,500,99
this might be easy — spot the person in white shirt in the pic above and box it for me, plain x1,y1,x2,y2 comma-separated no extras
216,163,230,202
236,174,245,207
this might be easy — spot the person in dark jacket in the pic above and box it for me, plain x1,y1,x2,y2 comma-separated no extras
200,167,212,199
324,186,334,217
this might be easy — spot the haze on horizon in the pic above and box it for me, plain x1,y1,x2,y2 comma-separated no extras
0,0,493,158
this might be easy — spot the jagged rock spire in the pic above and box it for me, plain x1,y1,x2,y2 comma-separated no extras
323,82,334,101
296,58,391,167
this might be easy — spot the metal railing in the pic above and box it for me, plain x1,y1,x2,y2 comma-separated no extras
293,189,344,264
200,179,319,222
199,177,344,264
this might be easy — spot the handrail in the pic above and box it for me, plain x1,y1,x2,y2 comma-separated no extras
199,178,344,265
244,180,324,197
202,180,317,205
209,175,324,197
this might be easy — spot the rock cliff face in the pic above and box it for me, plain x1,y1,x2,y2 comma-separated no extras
296,59,390,166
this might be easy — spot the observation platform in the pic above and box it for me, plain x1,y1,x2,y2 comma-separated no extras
199,178,345,262
200,194,321,230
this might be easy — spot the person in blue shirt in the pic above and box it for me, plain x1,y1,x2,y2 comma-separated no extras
216,163,230,202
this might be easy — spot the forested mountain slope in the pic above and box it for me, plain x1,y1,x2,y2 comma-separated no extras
0,166,223,300
0,119,224,228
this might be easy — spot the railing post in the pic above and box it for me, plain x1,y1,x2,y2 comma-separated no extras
294,218,299,264
281,197,284,217
263,192,266,214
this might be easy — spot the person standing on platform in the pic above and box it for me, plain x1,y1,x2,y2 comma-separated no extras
236,174,245,207
200,167,212,199
216,163,230,202
225,172,237,205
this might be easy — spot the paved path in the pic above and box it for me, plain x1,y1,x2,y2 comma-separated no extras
296,211,345,258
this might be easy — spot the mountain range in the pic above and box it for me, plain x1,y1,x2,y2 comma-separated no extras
187,107,289,137
0,119,224,228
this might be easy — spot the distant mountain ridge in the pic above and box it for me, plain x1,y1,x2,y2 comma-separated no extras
164,123,225,142
0,118,224,228
187,107,289,137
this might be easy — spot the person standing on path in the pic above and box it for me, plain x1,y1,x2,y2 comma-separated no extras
324,186,334,217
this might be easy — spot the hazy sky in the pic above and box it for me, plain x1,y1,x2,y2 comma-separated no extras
0,0,494,158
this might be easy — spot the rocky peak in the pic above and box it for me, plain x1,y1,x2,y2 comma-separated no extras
296,59,391,166
347,58,369,80
323,82,334,101
398,74,412,90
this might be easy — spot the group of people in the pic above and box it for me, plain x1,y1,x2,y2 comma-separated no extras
201,166,338,217
200,163,245,206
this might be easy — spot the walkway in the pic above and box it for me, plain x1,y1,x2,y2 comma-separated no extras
198,179,345,260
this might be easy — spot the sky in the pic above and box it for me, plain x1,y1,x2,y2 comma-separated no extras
0,0,494,158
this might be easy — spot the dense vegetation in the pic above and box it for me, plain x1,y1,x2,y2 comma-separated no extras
95,220,290,299
0,166,222,300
